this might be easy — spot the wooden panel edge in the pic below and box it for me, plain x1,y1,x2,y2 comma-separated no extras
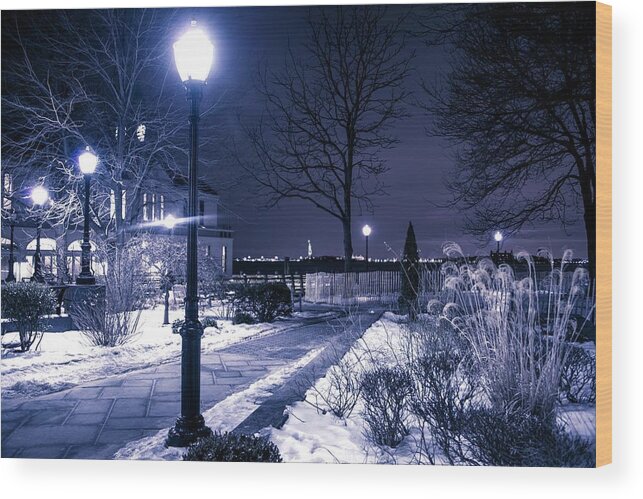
595,1,612,468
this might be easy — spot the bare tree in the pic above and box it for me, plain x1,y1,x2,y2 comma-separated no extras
2,10,212,256
240,6,413,271
420,3,596,276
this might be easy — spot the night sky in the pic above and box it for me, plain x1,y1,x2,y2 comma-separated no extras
6,5,591,261
188,4,589,261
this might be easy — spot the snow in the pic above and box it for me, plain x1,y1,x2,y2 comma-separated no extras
268,312,415,464
114,346,324,460
1,306,325,399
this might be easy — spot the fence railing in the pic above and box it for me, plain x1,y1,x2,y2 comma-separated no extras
304,269,596,322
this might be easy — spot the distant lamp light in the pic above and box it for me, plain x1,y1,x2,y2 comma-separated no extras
78,149,98,175
163,214,177,229
494,231,503,253
362,224,372,237
136,124,146,142
173,21,214,83
31,186,49,206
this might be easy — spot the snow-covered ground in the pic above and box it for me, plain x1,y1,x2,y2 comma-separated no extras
268,312,415,464
114,346,324,461
1,306,331,399
267,313,597,465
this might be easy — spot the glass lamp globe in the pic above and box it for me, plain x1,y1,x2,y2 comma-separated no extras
362,225,372,237
31,186,49,206
79,150,98,175
163,214,177,229
173,21,214,83
494,231,503,242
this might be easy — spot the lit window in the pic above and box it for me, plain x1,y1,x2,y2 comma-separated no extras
143,193,149,221
221,245,227,273
136,124,146,142
110,190,126,219
2,173,12,211
160,195,165,220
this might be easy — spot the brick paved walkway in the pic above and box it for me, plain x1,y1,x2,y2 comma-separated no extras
1,308,379,460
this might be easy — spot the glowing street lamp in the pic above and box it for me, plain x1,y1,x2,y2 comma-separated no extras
163,214,178,230
362,225,372,273
166,21,214,447
77,149,98,285
494,230,503,253
31,186,49,283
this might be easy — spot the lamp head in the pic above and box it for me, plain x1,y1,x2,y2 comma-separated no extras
163,214,177,229
31,186,49,206
173,21,214,83
362,225,372,237
494,231,503,242
78,149,98,175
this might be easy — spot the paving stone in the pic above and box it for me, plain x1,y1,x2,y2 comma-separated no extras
213,369,242,378
73,399,114,414
1,418,24,433
0,409,31,422
122,379,155,388
81,378,125,388
1,446,22,458
104,416,171,430
24,409,71,426
99,386,152,399
18,399,78,412
110,398,147,417
65,412,107,426
153,379,182,393
147,400,180,417
64,387,104,400
13,445,69,459
95,429,145,445
214,376,253,386
4,424,101,447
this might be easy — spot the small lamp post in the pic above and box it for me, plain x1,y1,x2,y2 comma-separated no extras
31,186,49,283
362,224,372,273
166,20,214,447
77,149,98,285
6,211,16,282
163,214,177,230
494,230,503,253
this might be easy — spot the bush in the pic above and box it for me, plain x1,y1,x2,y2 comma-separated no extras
172,318,184,334
183,432,282,462
361,366,414,448
559,345,596,404
233,311,256,325
72,244,143,347
1,282,56,352
307,355,362,418
464,409,595,467
201,316,218,329
234,282,293,323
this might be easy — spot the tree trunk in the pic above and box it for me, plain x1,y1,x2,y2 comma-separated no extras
583,208,596,284
342,217,353,272
163,287,170,325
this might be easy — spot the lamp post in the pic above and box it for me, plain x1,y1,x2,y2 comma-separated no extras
6,211,16,282
77,149,98,285
166,21,214,447
494,230,503,253
362,224,372,273
31,186,49,283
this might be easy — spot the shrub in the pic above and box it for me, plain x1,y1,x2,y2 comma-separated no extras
72,244,143,347
307,355,362,418
559,345,596,404
361,366,414,448
399,222,420,319
438,244,593,421
172,318,184,334
234,282,293,323
233,311,256,325
183,432,282,462
464,409,595,467
1,282,56,352
201,316,218,329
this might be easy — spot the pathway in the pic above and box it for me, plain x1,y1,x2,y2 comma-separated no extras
1,307,381,460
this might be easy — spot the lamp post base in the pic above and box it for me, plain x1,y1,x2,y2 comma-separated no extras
166,414,212,447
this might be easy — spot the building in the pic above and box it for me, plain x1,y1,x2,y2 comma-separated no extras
1,166,233,282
